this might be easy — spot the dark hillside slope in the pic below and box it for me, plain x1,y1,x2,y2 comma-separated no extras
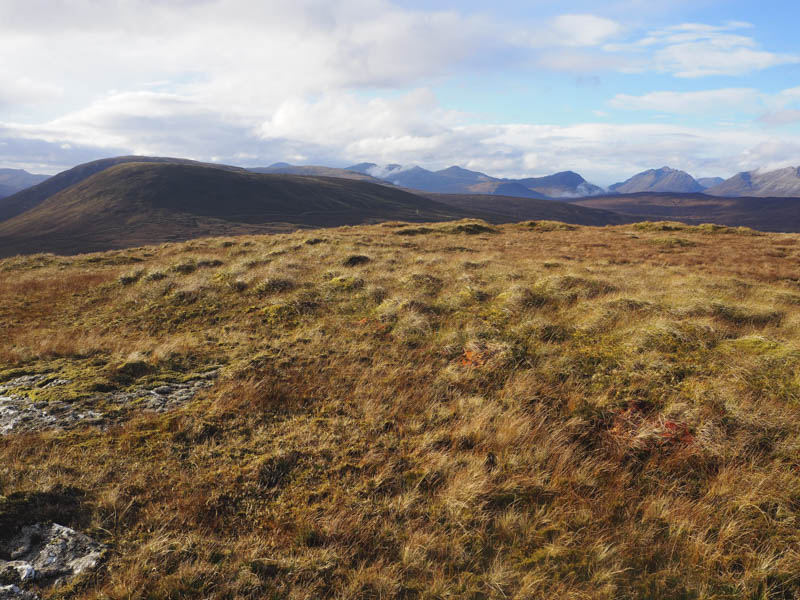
572,192,800,232
0,162,478,256
491,182,550,199
0,156,244,222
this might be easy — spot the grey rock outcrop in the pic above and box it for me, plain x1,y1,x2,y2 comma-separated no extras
0,584,39,600
0,371,217,435
0,523,105,596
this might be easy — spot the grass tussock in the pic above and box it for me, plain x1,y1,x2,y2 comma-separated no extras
1,221,800,599
632,221,763,236
518,220,579,231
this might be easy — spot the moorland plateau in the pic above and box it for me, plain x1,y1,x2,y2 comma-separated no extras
1,218,799,599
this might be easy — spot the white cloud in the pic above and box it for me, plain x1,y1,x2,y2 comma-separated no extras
759,110,800,127
609,85,800,128
547,14,624,47
6,88,800,183
512,13,624,52
613,22,800,77
657,43,795,78
0,1,799,181
779,87,800,101
0,77,62,107
0,0,499,122
260,89,461,144
610,88,760,114
537,50,631,72
11,92,235,152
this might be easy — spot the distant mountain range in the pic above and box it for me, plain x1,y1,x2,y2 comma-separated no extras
249,164,389,185
264,162,800,199
0,168,49,199
264,161,733,198
697,177,725,189
705,166,800,197
261,162,604,199
344,163,604,199
0,158,628,256
607,165,800,198
5,158,800,205
0,162,477,256
3,155,800,256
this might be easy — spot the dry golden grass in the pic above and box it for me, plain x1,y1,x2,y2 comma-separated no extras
2,220,800,599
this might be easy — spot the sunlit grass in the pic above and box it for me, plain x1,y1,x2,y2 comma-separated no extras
1,220,800,599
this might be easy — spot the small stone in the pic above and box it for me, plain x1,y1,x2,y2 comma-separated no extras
42,379,71,389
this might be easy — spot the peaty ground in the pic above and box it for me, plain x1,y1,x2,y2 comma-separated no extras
1,219,799,599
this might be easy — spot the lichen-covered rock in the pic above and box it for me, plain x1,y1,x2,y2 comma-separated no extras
0,562,35,585
0,370,217,435
0,523,105,590
0,584,39,600
0,396,97,436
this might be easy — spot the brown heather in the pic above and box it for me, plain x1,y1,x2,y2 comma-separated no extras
1,219,800,599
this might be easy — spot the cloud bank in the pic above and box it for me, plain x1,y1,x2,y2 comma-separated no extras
0,0,798,182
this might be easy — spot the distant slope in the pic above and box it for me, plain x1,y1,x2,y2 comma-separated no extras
609,167,703,194
0,156,243,222
387,166,552,198
422,193,632,226
0,162,481,256
491,182,549,199
347,163,600,198
697,177,724,190
0,168,49,199
706,166,800,197
346,162,405,178
572,192,800,232
379,166,493,193
249,164,389,185
515,171,605,198
0,183,16,198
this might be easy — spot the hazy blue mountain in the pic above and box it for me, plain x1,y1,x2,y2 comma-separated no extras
609,167,704,194
492,182,549,199
706,167,800,197
249,164,388,184
346,163,601,198
515,171,605,198
0,168,50,198
697,177,725,190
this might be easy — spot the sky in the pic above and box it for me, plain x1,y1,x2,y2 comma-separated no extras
1,0,799,185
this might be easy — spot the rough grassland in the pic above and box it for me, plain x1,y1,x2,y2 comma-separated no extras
1,219,800,599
